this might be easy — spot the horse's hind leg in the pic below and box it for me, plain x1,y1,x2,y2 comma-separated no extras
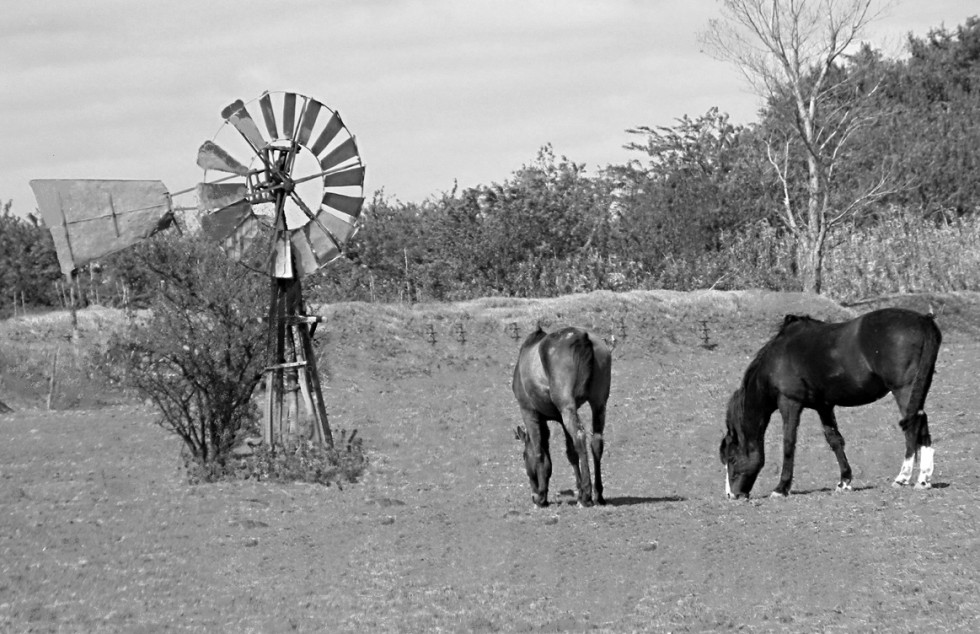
818,407,853,492
590,402,606,506
892,386,934,489
559,406,594,507
914,414,934,489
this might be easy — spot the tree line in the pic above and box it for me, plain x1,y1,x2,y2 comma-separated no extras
2,13,980,314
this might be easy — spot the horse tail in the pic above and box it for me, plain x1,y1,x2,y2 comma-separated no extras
898,315,942,446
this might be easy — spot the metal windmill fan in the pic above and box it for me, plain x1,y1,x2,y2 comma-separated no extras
195,90,365,279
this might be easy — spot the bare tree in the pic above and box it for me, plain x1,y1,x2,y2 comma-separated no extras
701,0,894,293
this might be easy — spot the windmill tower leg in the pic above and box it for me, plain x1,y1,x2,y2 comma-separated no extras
291,279,333,448
263,276,287,448
296,314,333,448
263,274,333,449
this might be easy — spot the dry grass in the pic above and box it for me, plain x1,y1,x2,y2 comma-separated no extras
2,288,980,631
0,306,134,410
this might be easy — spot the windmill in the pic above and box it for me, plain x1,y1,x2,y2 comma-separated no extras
31,91,366,448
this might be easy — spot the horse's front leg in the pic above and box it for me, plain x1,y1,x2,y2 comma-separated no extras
559,406,593,507
521,411,552,507
772,398,803,497
817,407,853,492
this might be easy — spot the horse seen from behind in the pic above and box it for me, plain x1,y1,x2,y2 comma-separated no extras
513,326,611,507
720,308,941,499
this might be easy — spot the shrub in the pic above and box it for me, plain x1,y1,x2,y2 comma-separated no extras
0,201,62,314
185,430,367,487
101,233,267,465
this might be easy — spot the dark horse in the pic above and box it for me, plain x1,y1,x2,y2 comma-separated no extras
512,326,611,507
720,308,941,499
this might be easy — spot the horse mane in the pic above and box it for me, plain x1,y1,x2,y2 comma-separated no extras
735,314,823,388
778,313,824,333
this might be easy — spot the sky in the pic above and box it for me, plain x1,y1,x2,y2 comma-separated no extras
2,1,977,216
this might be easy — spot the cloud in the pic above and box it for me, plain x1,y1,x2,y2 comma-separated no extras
3,0,978,213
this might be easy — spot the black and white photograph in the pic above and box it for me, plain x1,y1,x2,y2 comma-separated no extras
2,1,979,630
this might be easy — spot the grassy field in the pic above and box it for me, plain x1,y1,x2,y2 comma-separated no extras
2,290,980,632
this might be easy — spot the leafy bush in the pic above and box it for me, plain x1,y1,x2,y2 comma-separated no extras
101,233,267,465
0,201,62,315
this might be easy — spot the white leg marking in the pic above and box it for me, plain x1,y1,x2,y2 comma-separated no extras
894,454,915,487
725,471,732,499
835,481,852,493
916,446,935,489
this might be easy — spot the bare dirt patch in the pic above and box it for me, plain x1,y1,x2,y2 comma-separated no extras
2,291,980,631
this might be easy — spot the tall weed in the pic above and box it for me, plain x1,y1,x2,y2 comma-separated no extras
824,210,980,301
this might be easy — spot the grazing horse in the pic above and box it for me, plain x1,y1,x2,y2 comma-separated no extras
720,308,941,499
512,326,611,507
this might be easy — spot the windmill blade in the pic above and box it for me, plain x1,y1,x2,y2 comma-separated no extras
197,141,250,175
199,199,253,243
305,218,342,265
221,99,268,151
282,92,297,140
309,111,344,157
296,99,322,147
196,182,247,212
290,230,320,277
322,192,365,219
258,92,279,140
319,209,357,245
319,137,359,171
322,165,365,189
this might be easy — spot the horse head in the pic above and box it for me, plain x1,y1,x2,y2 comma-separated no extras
721,388,765,499
514,425,549,506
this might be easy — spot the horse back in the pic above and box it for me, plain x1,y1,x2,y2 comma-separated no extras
764,308,940,406
512,327,610,418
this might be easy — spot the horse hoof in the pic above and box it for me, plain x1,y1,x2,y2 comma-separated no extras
532,496,549,508
770,490,789,498
835,482,853,493
914,481,932,490
578,499,594,509
892,480,907,488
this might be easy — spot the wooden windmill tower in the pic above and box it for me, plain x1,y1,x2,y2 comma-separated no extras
31,90,366,448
